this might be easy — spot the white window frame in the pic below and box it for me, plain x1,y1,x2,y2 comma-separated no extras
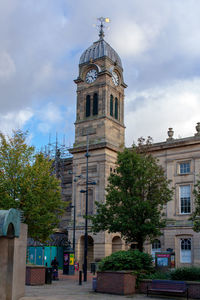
180,238,191,263
179,185,191,214
178,161,191,174
151,239,161,261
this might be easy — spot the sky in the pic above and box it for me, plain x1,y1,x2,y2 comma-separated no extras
1,0,200,150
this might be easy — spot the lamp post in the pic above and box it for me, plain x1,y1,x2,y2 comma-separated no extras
84,135,89,282
68,171,82,257
80,135,97,282
72,176,77,256
70,200,76,256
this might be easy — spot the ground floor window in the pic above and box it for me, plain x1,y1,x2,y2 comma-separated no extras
180,238,191,263
151,239,161,261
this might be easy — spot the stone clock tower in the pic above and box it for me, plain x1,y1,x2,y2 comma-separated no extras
69,19,127,265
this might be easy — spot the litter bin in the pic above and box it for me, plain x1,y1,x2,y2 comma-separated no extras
91,263,96,274
45,267,52,284
92,277,97,291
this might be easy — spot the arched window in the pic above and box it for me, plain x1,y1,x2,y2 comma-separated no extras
130,243,138,250
180,238,191,263
112,236,122,253
86,95,91,117
152,239,161,249
151,239,161,261
110,95,113,116
114,97,118,120
93,93,98,115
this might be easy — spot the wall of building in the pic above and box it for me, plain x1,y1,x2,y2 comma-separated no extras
145,135,200,267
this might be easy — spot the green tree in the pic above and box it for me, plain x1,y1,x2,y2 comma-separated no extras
0,130,66,242
190,180,200,232
89,143,173,251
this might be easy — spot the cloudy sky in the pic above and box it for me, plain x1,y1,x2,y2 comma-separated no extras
1,0,200,150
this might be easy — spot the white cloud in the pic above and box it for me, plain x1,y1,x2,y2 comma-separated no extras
40,102,63,123
1,0,200,148
125,78,200,146
36,102,64,134
0,52,16,81
111,20,159,57
33,62,54,88
0,109,33,134
37,122,51,134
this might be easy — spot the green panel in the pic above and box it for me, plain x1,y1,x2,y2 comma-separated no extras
27,246,64,268
44,246,59,267
27,247,36,264
51,246,57,265
36,247,44,265
44,247,51,267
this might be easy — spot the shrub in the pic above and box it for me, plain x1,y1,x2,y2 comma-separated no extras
140,271,171,280
98,250,153,272
170,267,200,281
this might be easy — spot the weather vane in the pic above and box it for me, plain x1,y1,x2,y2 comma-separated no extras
97,17,110,39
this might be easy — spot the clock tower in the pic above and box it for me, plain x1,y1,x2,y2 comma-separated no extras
69,18,127,265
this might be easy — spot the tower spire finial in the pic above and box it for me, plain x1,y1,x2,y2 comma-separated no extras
97,17,110,40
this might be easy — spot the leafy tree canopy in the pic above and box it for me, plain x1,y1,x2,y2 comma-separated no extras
0,130,66,242
190,180,200,232
89,140,173,251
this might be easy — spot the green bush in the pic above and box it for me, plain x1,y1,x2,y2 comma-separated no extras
98,250,153,272
170,267,200,281
140,270,171,280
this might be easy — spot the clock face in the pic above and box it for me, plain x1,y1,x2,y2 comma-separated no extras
86,69,98,83
112,71,119,86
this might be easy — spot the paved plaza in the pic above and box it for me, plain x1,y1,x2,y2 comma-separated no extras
19,271,177,300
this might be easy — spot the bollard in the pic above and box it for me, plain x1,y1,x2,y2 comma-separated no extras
79,270,82,285
93,263,96,275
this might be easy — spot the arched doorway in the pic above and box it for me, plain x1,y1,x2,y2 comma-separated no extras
79,235,94,268
112,236,122,253
88,236,94,266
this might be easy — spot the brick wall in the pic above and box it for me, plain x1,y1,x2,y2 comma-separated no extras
96,271,136,295
26,266,45,285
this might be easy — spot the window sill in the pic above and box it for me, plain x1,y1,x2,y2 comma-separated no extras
176,173,192,176
177,213,192,216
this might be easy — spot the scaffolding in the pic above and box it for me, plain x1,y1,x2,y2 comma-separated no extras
43,134,73,229
43,134,72,179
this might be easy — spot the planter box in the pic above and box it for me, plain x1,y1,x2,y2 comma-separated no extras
96,271,136,295
139,279,200,299
26,265,45,285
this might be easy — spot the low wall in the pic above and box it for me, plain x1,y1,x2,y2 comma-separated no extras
26,266,45,285
96,271,136,295
139,279,200,299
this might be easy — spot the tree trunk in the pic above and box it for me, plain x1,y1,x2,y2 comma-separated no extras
137,239,144,252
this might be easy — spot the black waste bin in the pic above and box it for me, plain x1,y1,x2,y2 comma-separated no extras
91,263,96,274
45,267,52,284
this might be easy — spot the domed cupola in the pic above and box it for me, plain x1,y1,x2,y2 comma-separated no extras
79,40,122,69
79,21,122,69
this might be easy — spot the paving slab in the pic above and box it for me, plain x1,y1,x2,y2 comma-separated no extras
19,271,178,300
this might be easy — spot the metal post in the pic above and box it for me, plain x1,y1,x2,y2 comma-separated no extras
73,173,76,256
84,134,89,282
79,270,82,285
